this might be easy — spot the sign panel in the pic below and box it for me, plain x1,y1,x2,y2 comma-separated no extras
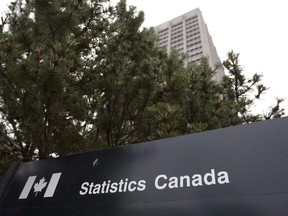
0,117,288,215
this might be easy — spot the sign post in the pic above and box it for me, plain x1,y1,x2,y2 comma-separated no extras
1,117,288,215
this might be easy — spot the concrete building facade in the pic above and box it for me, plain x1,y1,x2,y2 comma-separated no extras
154,8,224,82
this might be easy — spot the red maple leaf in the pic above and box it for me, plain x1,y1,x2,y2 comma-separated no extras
33,177,47,196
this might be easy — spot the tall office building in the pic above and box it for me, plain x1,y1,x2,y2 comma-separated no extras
154,8,224,82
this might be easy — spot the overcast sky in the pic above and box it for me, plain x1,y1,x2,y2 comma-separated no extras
1,0,287,115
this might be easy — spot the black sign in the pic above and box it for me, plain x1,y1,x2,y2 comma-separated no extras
1,117,288,215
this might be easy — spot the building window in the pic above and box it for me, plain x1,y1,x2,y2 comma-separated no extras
185,15,198,22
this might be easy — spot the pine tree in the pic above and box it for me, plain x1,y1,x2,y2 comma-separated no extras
0,0,284,179
222,51,284,123
83,0,169,147
0,0,171,160
0,0,113,160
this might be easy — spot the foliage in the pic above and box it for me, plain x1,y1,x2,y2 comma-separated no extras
0,0,284,178
222,51,284,123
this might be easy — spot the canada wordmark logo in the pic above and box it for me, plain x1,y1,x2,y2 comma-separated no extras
19,173,62,199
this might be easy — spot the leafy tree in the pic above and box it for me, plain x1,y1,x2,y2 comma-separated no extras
0,0,284,180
